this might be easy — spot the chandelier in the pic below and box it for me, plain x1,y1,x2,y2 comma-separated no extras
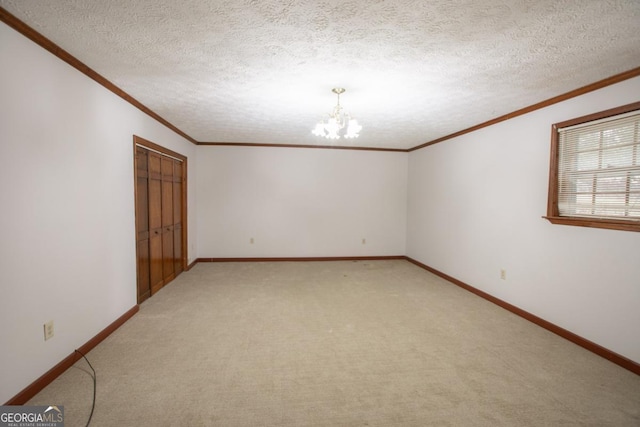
312,88,362,139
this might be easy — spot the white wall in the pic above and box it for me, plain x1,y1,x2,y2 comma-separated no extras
197,146,407,257
407,76,640,363
0,22,197,403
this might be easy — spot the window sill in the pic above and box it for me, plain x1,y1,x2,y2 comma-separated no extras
543,216,640,232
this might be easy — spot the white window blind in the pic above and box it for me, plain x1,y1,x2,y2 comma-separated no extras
557,110,640,220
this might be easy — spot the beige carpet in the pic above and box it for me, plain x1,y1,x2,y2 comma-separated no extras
27,260,640,426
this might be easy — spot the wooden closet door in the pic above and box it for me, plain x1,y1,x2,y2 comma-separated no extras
135,147,151,303
134,137,187,303
148,151,164,295
173,159,184,275
161,157,175,283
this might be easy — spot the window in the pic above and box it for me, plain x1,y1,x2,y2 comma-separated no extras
546,102,640,232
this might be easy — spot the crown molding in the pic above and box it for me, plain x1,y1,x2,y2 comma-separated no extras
2,6,638,154
197,142,408,152
0,6,199,145
409,66,640,152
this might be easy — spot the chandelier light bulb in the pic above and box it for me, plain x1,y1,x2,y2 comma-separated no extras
311,88,362,140
312,123,325,137
344,119,362,139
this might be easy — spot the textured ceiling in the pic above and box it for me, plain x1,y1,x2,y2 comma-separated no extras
1,0,639,149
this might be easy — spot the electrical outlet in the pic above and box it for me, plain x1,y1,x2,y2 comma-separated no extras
250,237,254,244
500,269,506,280
362,238,366,244
44,320,54,341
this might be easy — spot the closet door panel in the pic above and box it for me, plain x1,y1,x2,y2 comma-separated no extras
148,153,163,230
149,229,164,294
173,159,183,274
162,230,174,282
135,147,151,302
173,223,183,275
173,160,183,222
135,148,150,237
161,157,175,282
148,152,164,294
161,158,174,226
136,240,151,302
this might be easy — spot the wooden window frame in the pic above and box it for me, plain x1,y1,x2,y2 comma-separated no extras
545,101,640,232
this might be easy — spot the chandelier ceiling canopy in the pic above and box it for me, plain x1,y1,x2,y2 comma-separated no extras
312,88,362,140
